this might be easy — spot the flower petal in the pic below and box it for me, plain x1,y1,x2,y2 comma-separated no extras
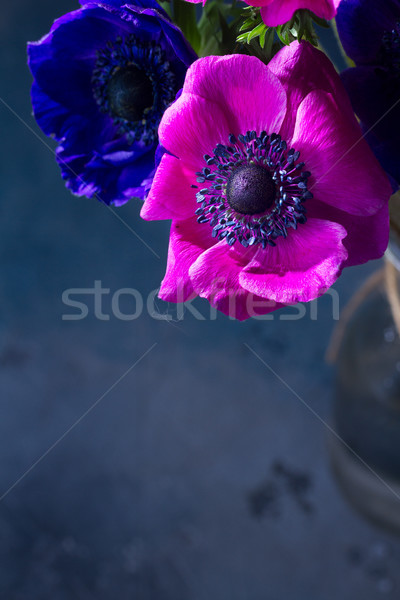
141,153,198,220
336,0,400,65
307,200,390,267
290,90,392,216
159,93,232,170
157,15,198,67
260,0,338,26
189,241,283,320
159,218,215,302
27,7,131,117
239,218,348,304
182,54,287,140
340,66,400,185
57,141,154,204
268,41,355,142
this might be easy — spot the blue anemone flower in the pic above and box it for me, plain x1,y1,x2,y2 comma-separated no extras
27,0,196,205
336,0,400,189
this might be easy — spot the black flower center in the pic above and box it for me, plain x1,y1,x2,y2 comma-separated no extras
226,164,276,215
193,131,311,248
92,37,176,145
106,65,154,122
382,21,400,74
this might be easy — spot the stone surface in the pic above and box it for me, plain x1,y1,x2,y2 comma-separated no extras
0,2,399,598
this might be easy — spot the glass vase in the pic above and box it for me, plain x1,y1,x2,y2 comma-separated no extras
329,231,400,534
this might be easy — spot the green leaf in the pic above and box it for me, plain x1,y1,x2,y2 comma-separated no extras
275,25,291,45
259,26,267,49
235,6,271,51
239,17,257,32
247,21,267,43
158,0,172,18
236,32,250,44
172,0,201,54
197,1,222,56
311,14,329,28
263,28,275,56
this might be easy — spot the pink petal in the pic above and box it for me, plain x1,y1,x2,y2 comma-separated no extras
268,41,355,142
141,153,197,221
182,55,287,140
261,0,338,26
239,218,348,304
307,201,390,267
158,92,232,171
341,205,390,267
244,0,275,7
159,218,215,303
189,241,283,320
290,90,392,216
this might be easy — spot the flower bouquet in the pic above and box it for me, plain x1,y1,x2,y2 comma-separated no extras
27,0,400,529
27,0,399,322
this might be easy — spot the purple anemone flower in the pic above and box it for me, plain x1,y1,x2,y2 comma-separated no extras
141,42,391,321
336,0,400,189
27,0,196,205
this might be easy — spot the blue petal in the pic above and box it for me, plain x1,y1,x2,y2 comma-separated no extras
341,66,400,185
29,81,78,139
154,144,166,170
56,141,155,204
80,0,169,17
116,159,156,202
28,0,195,206
364,129,400,191
28,8,124,116
341,66,400,141
32,79,121,159
122,4,197,66
158,18,197,67
337,0,400,65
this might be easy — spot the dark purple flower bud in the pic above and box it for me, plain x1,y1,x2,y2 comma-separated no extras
336,0,400,189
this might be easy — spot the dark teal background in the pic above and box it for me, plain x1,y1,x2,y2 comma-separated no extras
0,2,398,598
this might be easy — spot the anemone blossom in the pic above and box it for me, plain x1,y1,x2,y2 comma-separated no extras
141,42,391,320
28,0,196,205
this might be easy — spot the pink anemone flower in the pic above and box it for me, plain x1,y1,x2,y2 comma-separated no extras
255,0,341,27
141,41,391,321
182,0,340,26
